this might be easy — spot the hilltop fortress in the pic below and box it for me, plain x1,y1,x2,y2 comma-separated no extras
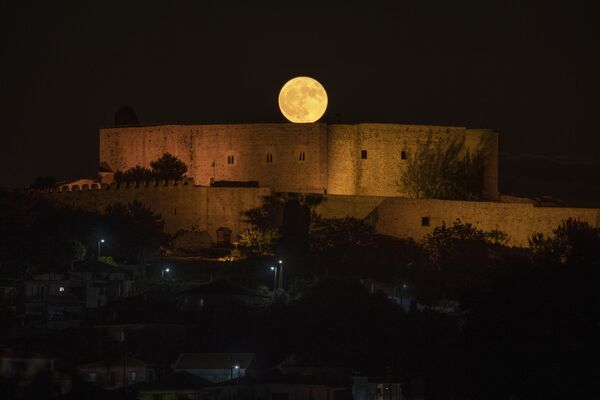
45,123,599,247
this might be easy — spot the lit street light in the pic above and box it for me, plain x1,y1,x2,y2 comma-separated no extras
278,259,283,290
162,267,170,279
270,266,277,291
97,239,105,260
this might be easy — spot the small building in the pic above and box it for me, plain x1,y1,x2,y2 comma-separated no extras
352,376,403,400
173,353,255,383
137,370,210,400
77,357,147,390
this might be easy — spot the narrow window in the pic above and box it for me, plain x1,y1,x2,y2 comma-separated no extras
227,155,235,164
173,207,177,215
299,152,305,161
266,154,273,163
421,217,430,226
401,150,407,160
361,150,368,159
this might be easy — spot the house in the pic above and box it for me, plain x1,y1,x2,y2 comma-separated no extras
76,357,147,390
0,347,72,394
352,376,403,400
206,374,347,400
22,273,86,329
173,353,255,383
69,261,136,307
136,370,210,400
179,281,270,310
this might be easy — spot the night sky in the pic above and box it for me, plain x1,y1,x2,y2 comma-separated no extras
1,1,599,204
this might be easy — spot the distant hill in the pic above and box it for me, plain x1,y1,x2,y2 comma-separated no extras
500,153,600,208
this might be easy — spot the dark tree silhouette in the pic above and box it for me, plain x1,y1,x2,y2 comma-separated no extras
150,152,188,180
114,165,154,183
105,201,167,278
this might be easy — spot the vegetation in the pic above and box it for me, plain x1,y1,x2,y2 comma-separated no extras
400,134,486,200
238,227,281,254
114,152,188,183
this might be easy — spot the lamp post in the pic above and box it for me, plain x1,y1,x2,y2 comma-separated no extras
278,259,283,290
97,239,105,260
270,266,277,291
162,267,170,279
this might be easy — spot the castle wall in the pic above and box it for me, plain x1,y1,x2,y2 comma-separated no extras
326,124,498,199
315,196,600,247
43,183,269,242
100,124,329,194
100,123,498,200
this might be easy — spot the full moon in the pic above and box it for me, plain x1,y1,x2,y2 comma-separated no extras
278,76,328,123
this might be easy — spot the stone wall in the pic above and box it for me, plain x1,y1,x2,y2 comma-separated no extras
44,182,270,242
316,195,600,247
100,124,329,194
326,124,498,199
100,123,498,199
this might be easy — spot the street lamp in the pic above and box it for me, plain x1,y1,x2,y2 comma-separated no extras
98,239,105,260
162,267,170,279
270,266,277,291
278,259,283,290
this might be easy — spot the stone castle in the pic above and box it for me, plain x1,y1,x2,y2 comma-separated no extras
46,123,599,247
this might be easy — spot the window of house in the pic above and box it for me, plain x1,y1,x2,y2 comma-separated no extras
361,150,368,159
299,152,305,161
173,207,177,215
401,150,407,160
266,153,273,163
421,217,430,226
130,371,137,382
227,155,235,164
88,372,97,382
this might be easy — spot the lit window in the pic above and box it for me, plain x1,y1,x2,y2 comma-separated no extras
401,150,407,160
421,217,430,226
59,286,65,293
299,152,305,161
361,150,368,159
227,155,235,164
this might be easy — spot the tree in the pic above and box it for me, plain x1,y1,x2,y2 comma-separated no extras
529,218,600,268
30,176,57,189
239,227,281,254
105,201,167,278
150,152,188,180
114,165,154,183
400,134,486,200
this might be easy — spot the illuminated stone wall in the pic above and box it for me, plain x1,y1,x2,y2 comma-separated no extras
100,123,498,200
316,195,600,247
100,123,329,194
326,124,498,199
44,183,269,242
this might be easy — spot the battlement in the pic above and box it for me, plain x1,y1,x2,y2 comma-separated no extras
50,179,196,193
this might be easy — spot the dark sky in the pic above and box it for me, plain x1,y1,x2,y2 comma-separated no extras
1,1,599,201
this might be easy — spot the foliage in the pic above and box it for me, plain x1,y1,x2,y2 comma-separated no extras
401,134,486,200
114,153,188,183
30,175,57,189
309,216,375,253
238,227,281,254
104,201,167,277
418,220,508,303
97,255,118,266
114,165,154,183
150,152,188,180
529,218,600,268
